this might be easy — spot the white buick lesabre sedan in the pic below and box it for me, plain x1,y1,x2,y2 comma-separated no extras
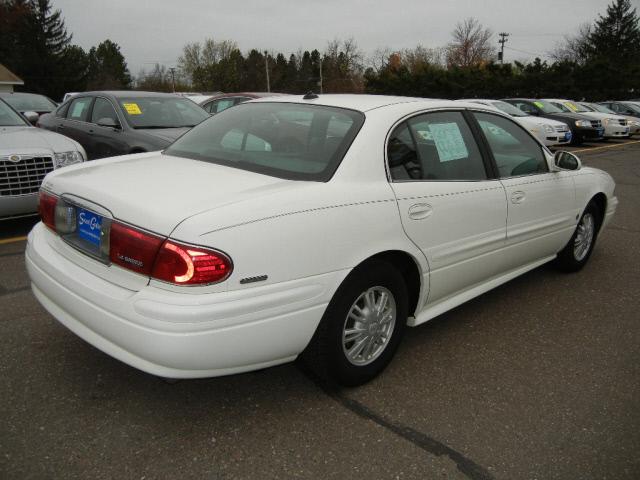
26,95,617,386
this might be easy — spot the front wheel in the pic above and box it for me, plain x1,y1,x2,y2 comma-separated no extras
302,260,408,386
554,201,601,272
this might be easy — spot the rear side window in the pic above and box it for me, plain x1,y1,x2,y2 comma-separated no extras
388,111,487,181
165,102,364,181
473,112,547,177
68,97,93,122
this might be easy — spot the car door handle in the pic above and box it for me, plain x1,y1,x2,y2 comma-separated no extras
408,203,433,220
511,191,526,204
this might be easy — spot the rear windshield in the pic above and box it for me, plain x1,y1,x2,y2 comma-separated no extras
490,101,528,117
0,99,28,126
117,97,209,128
165,102,365,181
2,93,56,112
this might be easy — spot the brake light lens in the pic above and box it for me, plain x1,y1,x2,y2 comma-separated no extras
39,190,57,230
109,222,164,276
152,241,232,285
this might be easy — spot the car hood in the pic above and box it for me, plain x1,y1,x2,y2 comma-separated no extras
0,125,79,156
137,127,191,144
42,152,305,235
522,116,568,128
544,112,592,122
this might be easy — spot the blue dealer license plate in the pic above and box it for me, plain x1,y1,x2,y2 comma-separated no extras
77,208,102,247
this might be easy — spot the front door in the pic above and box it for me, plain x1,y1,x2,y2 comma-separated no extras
388,111,508,308
471,111,577,265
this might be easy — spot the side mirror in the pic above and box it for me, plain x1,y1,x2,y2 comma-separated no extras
23,111,39,124
97,117,120,129
553,150,581,171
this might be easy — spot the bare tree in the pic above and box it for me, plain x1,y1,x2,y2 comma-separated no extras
446,18,495,67
178,38,238,83
549,23,592,64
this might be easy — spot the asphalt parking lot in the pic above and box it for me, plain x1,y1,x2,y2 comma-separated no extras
1,139,639,480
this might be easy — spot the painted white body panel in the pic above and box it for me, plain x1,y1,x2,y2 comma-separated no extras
27,95,618,378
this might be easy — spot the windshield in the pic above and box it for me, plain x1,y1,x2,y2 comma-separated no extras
532,100,563,114
561,101,590,113
2,93,56,112
165,102,365,182
0,99,28,126
117,97,210,128
589,103,616,114
625,102,640,113
490,101,528,117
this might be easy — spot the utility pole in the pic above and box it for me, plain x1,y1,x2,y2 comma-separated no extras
498,32,509,64
264,51,270,92
319,57,323,94
169,67,176,92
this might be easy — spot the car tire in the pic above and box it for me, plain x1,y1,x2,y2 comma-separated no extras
302,259,408,386
554,201,601,272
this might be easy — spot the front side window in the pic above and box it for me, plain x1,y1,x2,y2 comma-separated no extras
91,97,119,125
165,102,364,181
67,97,93,122
388,111,487,181
474,112,547,178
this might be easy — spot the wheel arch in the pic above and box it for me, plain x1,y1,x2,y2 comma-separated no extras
589,192,607,230
354,250,423,318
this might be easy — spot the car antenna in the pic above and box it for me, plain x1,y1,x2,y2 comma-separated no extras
303,91,319,100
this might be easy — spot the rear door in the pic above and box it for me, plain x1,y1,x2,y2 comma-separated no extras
388,110,508,307
471,111,577,265
59,96,94,150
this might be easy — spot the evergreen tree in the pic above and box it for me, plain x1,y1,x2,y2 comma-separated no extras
86,40,132,89
587,0,640,61
0,0,75,99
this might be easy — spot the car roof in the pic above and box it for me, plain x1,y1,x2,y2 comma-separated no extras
0,91,48,97
73,91,181,99
249,94,451,113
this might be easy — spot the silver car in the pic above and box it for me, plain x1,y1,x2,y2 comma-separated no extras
1,98,86,220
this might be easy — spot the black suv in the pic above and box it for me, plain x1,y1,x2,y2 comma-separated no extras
503,98,604,145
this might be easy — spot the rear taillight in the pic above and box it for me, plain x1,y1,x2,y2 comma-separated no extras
109,221,232,285
39,190,57,230
109,222,164,276
152,241,232,285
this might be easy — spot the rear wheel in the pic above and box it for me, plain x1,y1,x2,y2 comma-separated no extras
302,259,408,386
554,201,601,272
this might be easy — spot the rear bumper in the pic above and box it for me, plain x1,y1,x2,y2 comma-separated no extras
26,223,345,378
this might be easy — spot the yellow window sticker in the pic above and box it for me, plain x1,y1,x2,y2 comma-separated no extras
123,103,142,115
565,102,579,111
533,101,544,109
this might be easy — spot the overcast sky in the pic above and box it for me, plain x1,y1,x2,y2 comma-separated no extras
52,0,625,76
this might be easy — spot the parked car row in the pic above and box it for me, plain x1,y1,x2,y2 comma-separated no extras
460,97,640,146
2,90,636,221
